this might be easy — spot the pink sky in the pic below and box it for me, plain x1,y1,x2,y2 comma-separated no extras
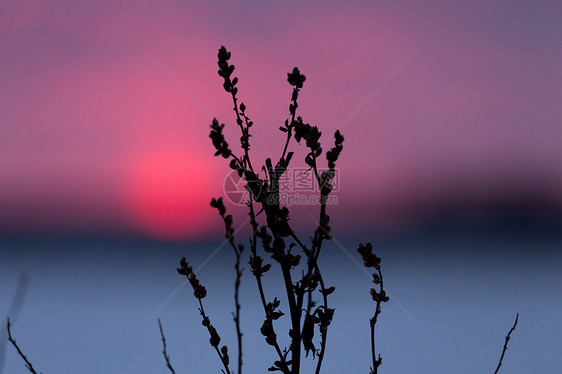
1,0,561,239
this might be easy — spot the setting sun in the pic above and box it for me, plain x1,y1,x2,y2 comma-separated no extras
126,149,219,241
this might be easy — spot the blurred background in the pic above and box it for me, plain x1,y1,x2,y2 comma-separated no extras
1,0,561,373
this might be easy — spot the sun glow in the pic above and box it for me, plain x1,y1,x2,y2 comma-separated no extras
127,149,218,241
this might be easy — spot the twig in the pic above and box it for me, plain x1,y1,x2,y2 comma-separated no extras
198,300,231,374
0,273,29,374
6,318,41,374
231,240,244,374
177,257,232,374
211,197,244,374
370,265,385,374
280,85,300,161
358,243,389,374
157,319,176,374
248,201,288,366
494,313,519,374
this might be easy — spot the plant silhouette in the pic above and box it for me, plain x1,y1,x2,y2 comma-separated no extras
172,46,518,374
4,46,518,374
175,45,386,374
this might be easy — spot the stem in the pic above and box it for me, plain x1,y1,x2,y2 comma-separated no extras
158,319,177,374
248,199,288,366
280,261,301,374
234,249,243,374
198,300,232,374
6,318,40,374
231,93,254,172
219,209,244,374
494,313,519,374
370,317,377,374
287,152,332,374
313,265,329,374
281,87,299,161
370,266,384,374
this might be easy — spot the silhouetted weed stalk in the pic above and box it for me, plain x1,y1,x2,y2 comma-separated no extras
4,46,518,374
175,45,385,374
173,46,519,374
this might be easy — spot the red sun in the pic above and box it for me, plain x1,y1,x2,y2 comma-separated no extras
127,150,218,241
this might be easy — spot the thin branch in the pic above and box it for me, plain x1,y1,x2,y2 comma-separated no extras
278,258,301,374
248,201,288,363
0,273,29,374
177,257,231,374
6,318,41,374
494,313,519,374
198,300,232,374
281,86,300,161
157,319,176,374
370,265,385,374
357,243,388,374
313,264,330,374
213,198,244,374
232,245,243,374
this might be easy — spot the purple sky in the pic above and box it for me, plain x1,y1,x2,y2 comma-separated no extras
1,0,561,240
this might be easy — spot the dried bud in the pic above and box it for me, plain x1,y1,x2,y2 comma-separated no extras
208,325,221,347
261,263,271,274
302,312,316,358
318,307,335,329
287,67,306,88
221,345,229,366
357,242,381,269
260,319,277,346
260,319,273,336
210,197,226,216
320,286,336,296
177,257,193,276
291,254,301,268
194,284,207,299
217,46,231,63
334,129,344,146
370,288,389,303
210,119,231,158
